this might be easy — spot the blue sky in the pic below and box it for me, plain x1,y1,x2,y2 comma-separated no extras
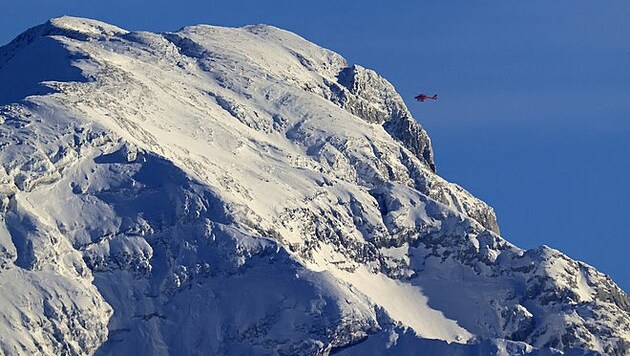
1,1,629,290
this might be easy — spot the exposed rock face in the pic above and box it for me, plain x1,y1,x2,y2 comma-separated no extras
334,65,436,172
0,16,627,355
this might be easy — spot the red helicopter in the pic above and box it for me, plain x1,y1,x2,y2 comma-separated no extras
414,93,438,102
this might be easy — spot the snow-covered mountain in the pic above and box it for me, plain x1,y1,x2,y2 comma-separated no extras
0,17,628,355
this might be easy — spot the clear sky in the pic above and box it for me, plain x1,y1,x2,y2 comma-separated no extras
1,1,629,291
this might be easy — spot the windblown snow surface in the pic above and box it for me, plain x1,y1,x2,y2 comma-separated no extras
0,17,628,355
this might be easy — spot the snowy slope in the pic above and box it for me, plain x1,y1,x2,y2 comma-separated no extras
0,16,628,355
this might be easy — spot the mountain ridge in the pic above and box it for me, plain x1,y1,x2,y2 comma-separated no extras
0,16,627,355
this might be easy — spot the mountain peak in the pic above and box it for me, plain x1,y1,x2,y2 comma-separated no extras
0,17,627,355
6,16,127,47
46,16,128,38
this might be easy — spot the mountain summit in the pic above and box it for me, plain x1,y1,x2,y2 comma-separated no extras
0,17,628,355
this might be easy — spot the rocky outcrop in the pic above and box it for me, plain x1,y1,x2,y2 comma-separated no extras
329,65,436,173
